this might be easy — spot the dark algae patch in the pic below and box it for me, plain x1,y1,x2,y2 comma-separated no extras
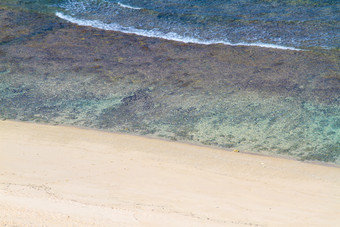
0,6,339,163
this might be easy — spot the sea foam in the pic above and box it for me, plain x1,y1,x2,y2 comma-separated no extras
56,12,301,51
117,2,142,10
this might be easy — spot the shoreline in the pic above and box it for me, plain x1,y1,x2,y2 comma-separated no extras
1,5,339,165
1,120,340,226
5,119,340,168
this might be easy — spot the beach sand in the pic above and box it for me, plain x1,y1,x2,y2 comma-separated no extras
0,120,339,226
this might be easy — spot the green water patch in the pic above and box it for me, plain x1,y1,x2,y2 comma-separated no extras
1,73,338,163
169,95,340,163
108,89,339,163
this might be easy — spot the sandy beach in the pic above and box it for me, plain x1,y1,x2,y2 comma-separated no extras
1,2,339,226
0,120,339,226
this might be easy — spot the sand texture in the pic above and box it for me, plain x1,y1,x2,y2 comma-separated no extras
0,120,339,226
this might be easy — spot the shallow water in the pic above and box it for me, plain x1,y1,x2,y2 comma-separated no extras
0,3,339,163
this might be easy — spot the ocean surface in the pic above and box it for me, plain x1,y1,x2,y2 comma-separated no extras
0,0,339,163
2,0,340,50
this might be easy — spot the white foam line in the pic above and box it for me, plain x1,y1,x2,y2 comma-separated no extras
117,2,142,10
56,12,301,51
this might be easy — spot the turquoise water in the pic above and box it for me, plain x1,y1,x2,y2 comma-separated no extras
0,1,339,163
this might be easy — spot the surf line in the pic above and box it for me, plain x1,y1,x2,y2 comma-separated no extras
55,12,301,51
117,2,142,10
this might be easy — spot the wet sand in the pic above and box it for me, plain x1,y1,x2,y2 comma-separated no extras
1,120,340,226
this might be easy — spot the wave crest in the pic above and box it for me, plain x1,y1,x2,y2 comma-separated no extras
56,12,301,51
117,2,141,10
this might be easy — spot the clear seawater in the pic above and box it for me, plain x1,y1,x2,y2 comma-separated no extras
2,0,340,50
0,0,339,163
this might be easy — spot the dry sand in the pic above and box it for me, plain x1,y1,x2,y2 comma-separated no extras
0,120,339,226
